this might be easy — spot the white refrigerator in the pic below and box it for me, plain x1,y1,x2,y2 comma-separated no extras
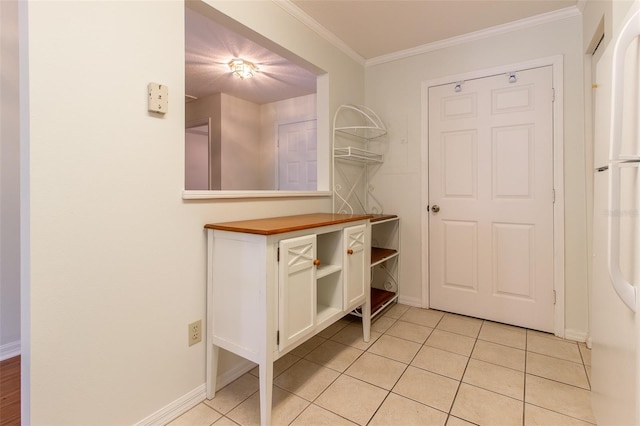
591,5,640,426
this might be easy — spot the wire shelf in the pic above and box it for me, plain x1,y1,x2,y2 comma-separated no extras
333,147,383,164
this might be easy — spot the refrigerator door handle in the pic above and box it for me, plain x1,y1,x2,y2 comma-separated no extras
608,8,640,313
611,8,640,160
608,162,638,312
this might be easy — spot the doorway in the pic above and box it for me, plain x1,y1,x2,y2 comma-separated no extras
277,120,317,191
421,58,565,335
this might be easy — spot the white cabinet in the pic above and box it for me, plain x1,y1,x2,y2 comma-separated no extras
343,223,367,311
205,213,371,426
278,234,317,351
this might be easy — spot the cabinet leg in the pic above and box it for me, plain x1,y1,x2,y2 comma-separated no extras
206,344,219,399
362,299,371,343
258,361,273,426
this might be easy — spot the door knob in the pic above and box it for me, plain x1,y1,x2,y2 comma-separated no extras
431,205,440,213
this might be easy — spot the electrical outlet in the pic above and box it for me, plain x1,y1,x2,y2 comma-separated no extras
188,320,202,346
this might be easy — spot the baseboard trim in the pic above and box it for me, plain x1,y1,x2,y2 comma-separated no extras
134,359,256,425
397,295,422,308
134,384,205,426
0,341,20,361
564,329,588,343
215,359,256,391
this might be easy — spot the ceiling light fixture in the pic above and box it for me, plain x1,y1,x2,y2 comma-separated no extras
228,59,258,79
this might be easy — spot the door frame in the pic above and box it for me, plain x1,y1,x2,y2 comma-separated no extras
420,55,566,337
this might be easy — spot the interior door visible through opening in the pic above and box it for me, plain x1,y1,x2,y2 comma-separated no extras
278,120,317,190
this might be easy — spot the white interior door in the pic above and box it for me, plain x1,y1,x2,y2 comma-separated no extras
428,66,555,332
278,120,317,190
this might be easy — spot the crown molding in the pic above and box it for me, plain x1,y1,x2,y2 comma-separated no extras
366,6,582,67
271,1,581,69
273,0,366,65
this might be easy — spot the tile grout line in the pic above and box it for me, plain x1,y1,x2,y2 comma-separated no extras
578,343,592,391
439,314,480,425
377,310,457,424
523,329,529,425
287,311,401,425
363,308,454,422
364,308,438,425
197,306,595,426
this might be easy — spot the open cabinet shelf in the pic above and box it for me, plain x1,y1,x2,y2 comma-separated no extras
351,214,400,319
371,247,398,266
369,214,400,318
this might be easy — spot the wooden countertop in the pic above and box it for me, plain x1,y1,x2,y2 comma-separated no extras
205,213,373,235
369,214,398,223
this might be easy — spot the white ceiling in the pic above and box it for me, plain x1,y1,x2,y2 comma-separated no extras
290,0,578,60
185,6,318,105
185,0,579,105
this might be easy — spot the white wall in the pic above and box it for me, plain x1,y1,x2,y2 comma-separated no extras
220,93,263,189
186,93,222,190
0,0,21,359
24,1,363,424
185,126,209,190
365,14,588,334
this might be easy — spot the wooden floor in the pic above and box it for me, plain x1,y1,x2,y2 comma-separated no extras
0,356,20,426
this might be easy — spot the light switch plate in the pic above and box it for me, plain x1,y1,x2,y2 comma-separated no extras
148,83,168,114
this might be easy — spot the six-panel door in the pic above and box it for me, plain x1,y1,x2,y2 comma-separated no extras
428,66,555,332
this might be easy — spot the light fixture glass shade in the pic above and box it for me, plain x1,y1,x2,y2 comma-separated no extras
228,59,257,79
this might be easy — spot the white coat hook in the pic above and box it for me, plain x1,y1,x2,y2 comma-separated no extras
508,72,517,83
454,81,462,92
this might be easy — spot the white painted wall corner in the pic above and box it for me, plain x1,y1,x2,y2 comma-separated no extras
564,329,589,343
133,359,255,425
398,295,422,308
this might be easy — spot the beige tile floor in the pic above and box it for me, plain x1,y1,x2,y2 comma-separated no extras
169,305,595,426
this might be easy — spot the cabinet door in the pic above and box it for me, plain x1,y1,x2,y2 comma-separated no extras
344,224,367,311
279,234,316,351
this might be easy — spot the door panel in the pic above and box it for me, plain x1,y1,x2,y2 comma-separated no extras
278,120,317,191
443,131,477,198
344,224,367,310
492,84,535,114
279,235,316,351
442,93,477,119
429,66,554,332
492,125,533,198
442,220,478,291
492,223,535,299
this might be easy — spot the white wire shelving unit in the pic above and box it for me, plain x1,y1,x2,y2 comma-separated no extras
332,104,400,319
332,104,387,215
